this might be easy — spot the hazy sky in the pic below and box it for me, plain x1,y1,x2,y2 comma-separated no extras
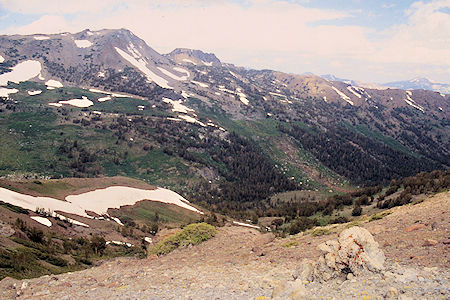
0,0,449,84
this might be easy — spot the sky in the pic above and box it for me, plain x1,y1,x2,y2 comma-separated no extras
0,0,449,84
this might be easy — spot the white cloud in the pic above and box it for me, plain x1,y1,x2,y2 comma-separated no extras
0,0,119,14
0,0,449,83
7,15,73,34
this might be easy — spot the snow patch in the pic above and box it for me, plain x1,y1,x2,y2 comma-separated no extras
173,67,190,76
34,36,49,40
404,92,424,112
45,79,63,89
0,60,42,86
97,96,111,102
232,221,259,229
346,86,362,98
48,103,62,107
27,90,42,96
163,97,194,113
0,55,4,63
182,58,197,65
115,47,172,89
202,60,213,66
107,241,133,247
74,39,93,48
90,88,130,98
144,237,153,243
167,117,182,122
438,107,443,111
65,186,203,215
181,90,191,99
111,217,124,226
97,72,105,78
30,216,52,227
38,73,44,80
269,91,286,98
178,115,206,127
0,88,18,98
191,80,209,88
229,71,238,78
59,96,93,108
331,86,354,105
236,87,249,105
157,67,189,81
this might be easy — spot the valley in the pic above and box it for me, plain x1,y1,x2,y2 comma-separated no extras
0,28,448,298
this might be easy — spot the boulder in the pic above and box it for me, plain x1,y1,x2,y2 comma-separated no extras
296,226,385,282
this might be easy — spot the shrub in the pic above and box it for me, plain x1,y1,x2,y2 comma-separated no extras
310,228,332,237
351,205,362,216
288,217,317,235
150,223,216,256
281,240,299,248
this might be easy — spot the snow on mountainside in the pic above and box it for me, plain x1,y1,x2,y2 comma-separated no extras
0,28,448,181
384,77,450,94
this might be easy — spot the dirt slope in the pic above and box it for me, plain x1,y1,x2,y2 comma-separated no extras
1,191,448,299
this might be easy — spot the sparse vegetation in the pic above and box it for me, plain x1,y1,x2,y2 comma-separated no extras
150,223,216,256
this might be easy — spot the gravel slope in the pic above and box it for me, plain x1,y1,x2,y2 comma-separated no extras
1,191,448,299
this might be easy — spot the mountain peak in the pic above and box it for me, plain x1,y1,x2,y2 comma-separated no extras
165,48,221,66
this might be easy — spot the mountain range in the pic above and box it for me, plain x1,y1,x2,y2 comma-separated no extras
0,28,448,206
0,28,449,285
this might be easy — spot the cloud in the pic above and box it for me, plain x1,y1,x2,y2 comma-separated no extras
0,0,449,83
0,0,120,14
7,15,73,34
372,0,450,66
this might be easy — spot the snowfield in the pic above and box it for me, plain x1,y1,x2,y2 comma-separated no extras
115,47,172,89
0,60,42,86
182,58,197,65
45,79,63,89
178,114,207,127
157,67,189,81
162,97,194,113
34,36,50,40
0,88,18,98
232,221,260,229
404,91,424,112
65,186,203,215
59,96,93,108
173,67,190,76
97,96,111,102
48,103,62,107
0,187,91,218
28,90,42,96
30,216,52,227
191,80,209,88
0,185,203,226
236,87,249,105
74,40,93,48
346,86,362,98
331,86,354,105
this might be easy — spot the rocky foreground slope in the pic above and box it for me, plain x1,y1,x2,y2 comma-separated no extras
0,191,448,299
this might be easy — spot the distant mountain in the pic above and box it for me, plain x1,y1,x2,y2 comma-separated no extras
321,74,388,90
165,48,222,67
0,28,448,204
384,77,450,94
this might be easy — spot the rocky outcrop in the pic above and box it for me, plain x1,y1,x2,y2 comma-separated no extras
295,226,385,283
273,226,386,299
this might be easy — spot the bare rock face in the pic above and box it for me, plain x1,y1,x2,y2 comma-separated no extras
297,226,385,282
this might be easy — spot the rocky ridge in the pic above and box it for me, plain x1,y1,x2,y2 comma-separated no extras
0,191,448,299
